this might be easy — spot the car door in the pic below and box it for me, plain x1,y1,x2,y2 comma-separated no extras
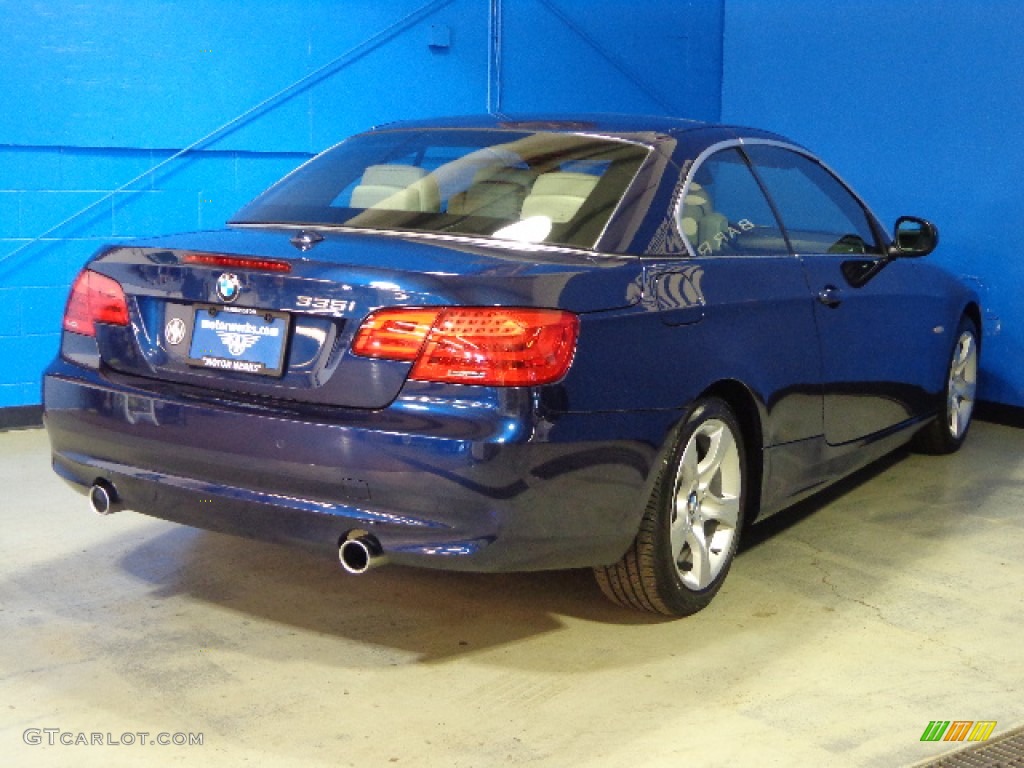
743,143,941,446
645,145,823,449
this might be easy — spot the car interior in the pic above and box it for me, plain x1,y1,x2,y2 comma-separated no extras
349,162,601,226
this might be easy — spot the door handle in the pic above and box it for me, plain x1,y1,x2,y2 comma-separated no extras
817,285,842,308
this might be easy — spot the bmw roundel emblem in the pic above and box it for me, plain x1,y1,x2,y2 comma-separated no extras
164,317,187,346
216,273,242,303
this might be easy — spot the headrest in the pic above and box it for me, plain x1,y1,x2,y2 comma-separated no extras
360,164,427,188
530,171,600,198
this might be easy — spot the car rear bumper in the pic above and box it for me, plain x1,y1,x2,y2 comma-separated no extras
43,362,668,572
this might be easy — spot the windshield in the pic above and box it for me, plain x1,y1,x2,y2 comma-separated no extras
231,129,650,249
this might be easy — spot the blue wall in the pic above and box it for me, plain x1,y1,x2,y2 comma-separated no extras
0,0,723,408
721,0,1024,407
6,1,1021,411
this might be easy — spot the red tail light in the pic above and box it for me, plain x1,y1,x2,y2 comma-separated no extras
352,307,578,386
351,308,442,361
63,270,130,337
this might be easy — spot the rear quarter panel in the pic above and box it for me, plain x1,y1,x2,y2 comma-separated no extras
562,254,823,451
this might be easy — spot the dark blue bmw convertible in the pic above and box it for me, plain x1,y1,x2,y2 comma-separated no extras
43,115,979,616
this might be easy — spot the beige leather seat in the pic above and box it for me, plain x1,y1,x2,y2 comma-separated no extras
350,164,440,212
474,167,536,191
679,182,729,253
448,167,535,219
520,171,599,223
447,180,525,219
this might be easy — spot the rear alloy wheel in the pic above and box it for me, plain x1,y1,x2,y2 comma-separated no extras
595,397,746,616
914,316,979,455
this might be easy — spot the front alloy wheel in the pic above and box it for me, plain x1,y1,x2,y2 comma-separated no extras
946,327,978,441
595,397,746,616
914,315,979,455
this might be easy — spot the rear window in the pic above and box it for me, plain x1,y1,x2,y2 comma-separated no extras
231,129,650,249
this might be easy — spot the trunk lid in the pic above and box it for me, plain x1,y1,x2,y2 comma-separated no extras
87,227,640,409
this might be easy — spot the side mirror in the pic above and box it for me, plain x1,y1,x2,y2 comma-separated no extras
890,216,938,258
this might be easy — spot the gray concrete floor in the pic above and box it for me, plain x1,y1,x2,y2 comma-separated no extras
1,423,1021,768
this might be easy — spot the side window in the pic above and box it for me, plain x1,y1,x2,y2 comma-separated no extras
679,148,788,256
744,145,882,255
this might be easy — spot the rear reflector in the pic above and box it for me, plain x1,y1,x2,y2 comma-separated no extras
63,270,130,336
182,252,292,273
353,307,578,386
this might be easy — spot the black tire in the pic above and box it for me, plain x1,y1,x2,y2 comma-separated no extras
595,397,747,616
913,315,979,455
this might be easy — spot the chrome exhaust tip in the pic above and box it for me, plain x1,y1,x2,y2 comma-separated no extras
88,481,122,515
338,532,387,575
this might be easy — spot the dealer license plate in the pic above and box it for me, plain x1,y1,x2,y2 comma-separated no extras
187,305,289,377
